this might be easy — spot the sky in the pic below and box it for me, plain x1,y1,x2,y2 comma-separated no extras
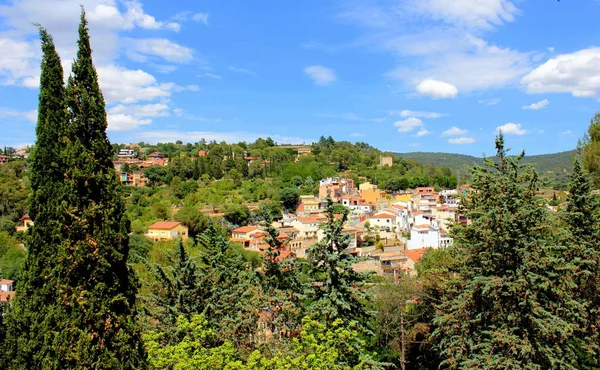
1,0,600,156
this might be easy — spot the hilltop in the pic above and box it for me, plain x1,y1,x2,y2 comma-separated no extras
395,149,578,189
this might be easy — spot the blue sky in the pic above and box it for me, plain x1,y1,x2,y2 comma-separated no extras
1,0,600,155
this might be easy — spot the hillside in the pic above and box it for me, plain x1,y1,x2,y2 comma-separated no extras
396,149,578,189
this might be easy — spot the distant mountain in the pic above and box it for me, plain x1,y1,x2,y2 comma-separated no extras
395,150,578,189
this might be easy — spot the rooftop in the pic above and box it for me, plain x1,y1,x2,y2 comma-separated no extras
148,221,182,230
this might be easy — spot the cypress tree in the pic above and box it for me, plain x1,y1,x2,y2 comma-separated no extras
433,135,582,369
305,198,369,328
563,158,600,368
16,10,146,369
5,27,69,369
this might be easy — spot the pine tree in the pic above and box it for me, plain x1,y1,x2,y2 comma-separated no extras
4,26,69,369
433,135,583,369
562,158,600,368
305,198,369,328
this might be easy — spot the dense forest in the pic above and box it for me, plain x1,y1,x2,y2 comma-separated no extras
2,9,600,370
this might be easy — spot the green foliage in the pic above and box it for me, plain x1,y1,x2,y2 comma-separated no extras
280,187,300,212
174,206,209,238
145,315,386,370
305,198,370,328
0,247,26,280
223,204,250,227
433,135,582,369
581,112,600,188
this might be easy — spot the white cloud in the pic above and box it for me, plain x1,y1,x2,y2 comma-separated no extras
416,78,458,98
521,48,600,98
478,98,501,105
122,0,180,31
124,38,193,63
522,99,549,110
227,66,257,76
192,13,209,25
394,117,424,133
561,130,573,135
97,65,174,104
349,132,365,137
0,107,37,122
139,131,314,145
442,126,468,136
416,128,430,137
108,103,170,117
304,65,337,86
448,137,476,144
548,47,555,52
107,114,151,131
496,122,527,135
408,0,519,30
0,38,39,87
398,109,445,118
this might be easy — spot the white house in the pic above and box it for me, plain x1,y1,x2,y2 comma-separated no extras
367,213,396,232
407,224,453,250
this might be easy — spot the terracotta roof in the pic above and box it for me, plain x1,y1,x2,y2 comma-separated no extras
0,279,14,285
0,291,14,302
277,232,289,240
148,221,182,230
370,213,395,219
296,217,321,224
404,248,427,263
232,225,260,234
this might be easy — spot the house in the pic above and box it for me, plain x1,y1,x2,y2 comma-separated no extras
359,183,387,205
230,226,262,247
298,195,323,213
15,215,34,232
367,213,396,232
198,150,209,157
119,171,147,187
406,224,453,250
148,151,165,160
146,221,189,241
289,216,322,239
413,187,439,212
318,177,355,201
117,149,136,158
341,196,373,212
0,279,15,302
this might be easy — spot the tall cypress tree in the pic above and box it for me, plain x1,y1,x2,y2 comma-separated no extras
46,10,146,368
5,27,68,369
433,135,582,369
563,158,600,368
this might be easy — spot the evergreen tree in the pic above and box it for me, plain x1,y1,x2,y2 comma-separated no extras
7,11,147,369
580,112,600,188
562,158,600,368
305,198,370,328
433,135,582,369
5,26,69,369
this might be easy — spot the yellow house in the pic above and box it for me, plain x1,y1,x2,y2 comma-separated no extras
146,221,189,241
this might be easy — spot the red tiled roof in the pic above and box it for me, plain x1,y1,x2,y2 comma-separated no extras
0,291,15,302
404,248,427,263
296,217,321,224
148,221,182,230
0,279,14,285
370,213,395,219
414,224,432,229
232,225,260,234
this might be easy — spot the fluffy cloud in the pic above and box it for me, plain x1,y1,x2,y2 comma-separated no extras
192,13,209,25
448,137,476,144
416,128,430,137
394,117,424,133
416,79,458,98
496,122,527,135
97,65,174,104
107,114,151,131
0,38,39,87
399,109,445,118
124,38,193,63
108,103,170,117
561,130,573,135
442,126,468,136
522,99,549,110
521,48,600,98
304,65,337,86
122,0,180,31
